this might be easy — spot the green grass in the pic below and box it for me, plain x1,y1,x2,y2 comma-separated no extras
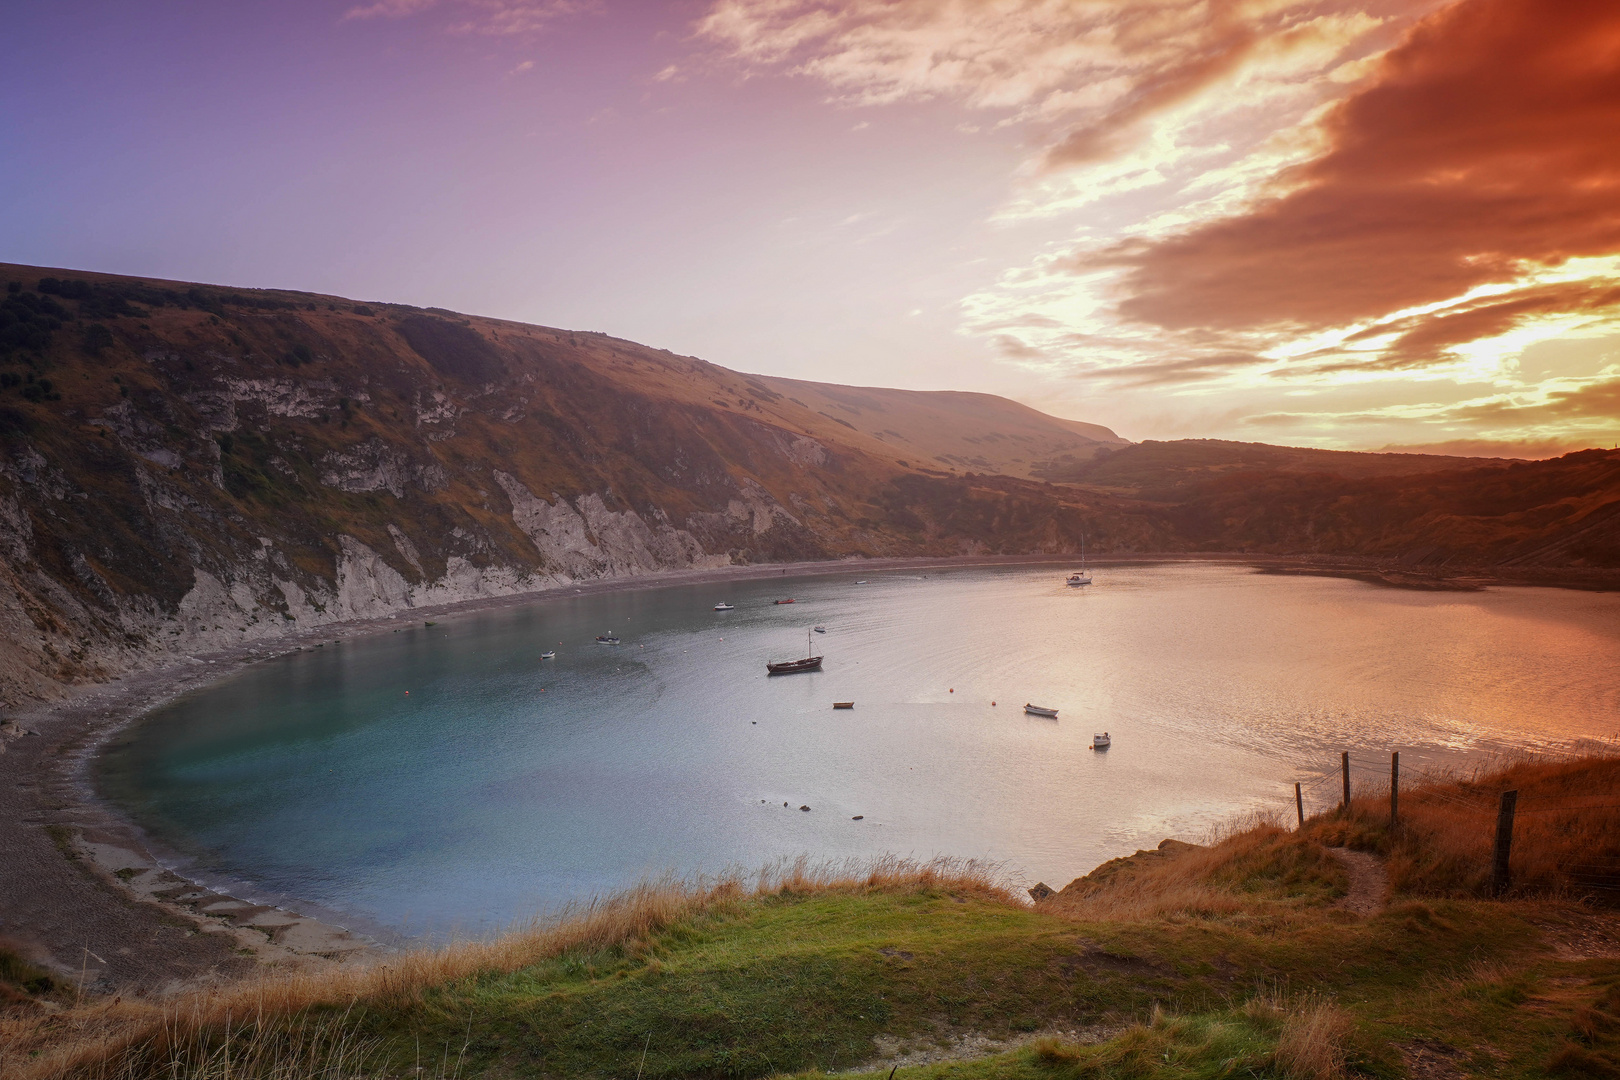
16,761,1620,1080
346,882,1590,1080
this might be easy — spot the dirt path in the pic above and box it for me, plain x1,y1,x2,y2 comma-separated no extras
1330,848,1388,916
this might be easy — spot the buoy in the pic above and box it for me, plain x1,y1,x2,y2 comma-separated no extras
784,802,788,807
992,701,997,706
949,688,953,693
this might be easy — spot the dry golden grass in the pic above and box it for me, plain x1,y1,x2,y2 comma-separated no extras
1308,753,1620,900
1042,822,1345,921
1274,999,1352,1080
0,856,1009,1080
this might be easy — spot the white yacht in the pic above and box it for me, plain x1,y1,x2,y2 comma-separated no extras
1066,535,1093,587
713,602,735,611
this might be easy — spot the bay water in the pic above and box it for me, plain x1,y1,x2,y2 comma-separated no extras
97,563,1620,937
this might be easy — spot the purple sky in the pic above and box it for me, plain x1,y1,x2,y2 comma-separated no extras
6,0,1619,455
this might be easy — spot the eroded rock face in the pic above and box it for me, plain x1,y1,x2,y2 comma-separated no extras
320,440,448,498
494,471,728,579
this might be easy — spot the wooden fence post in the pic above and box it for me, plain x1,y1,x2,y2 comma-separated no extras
1391,751,1399,829
1492,790,1518,896
1295,782,1304,828
1341,751,1350,814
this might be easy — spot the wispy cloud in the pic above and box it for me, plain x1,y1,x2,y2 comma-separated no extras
695,0,1620,448
343,0,594,35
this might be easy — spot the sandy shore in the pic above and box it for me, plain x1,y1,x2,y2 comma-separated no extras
3,550,1612,995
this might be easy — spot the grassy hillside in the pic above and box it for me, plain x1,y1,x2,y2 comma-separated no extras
0,264,1146,701
3,262,1620,702
4,757,1617,1080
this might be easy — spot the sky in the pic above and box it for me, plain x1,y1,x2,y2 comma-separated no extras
4,0,1619,455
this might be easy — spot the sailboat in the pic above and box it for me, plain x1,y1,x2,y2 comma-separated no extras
767,628,823,674
1066,534,1093,587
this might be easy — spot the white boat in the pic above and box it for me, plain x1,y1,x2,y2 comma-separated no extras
855,580,868,584
713,603,735,611
595,633,621,646
813,625,827,633
1024,703,1059,718
540,650,555,659
1065,535,1093,587
1092,732,1111,749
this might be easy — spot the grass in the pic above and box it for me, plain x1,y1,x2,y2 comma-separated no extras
1305,755,1620,900
5,759,1620,1080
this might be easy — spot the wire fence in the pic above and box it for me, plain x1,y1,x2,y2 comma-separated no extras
1290,750,1620,901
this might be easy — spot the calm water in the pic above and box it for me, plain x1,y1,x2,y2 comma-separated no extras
98,563,1620,937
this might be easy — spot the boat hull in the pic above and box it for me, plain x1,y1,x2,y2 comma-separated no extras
1024,704,1059,717
767,656,823,674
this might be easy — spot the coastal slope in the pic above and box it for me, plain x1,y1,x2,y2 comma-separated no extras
4,263,1620,703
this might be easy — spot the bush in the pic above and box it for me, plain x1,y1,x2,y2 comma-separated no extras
83,322,115,355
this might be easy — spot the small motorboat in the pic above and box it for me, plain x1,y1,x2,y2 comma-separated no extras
833,701,854,709
595,633,621,646
774,598,796,605
1092,732,1111,749
1024,704,1059,718
855,580,868,584
540,651,555,659
767,628,823,674
713,602,735,611
813,625,827,633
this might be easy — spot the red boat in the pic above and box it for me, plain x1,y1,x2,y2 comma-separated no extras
774,598,796,604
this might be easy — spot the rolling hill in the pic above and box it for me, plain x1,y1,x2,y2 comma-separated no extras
1,262,1618,704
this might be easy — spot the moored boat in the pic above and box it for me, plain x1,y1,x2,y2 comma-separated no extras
1024,703,1059,718
833,701,854,709
813,625,826,633
713,602,735,611
767,655,822,674
540,650,555,659
1065,534,1093,587
767,628,823,674
1092,732,1111,749
774,598,796,604
595,633,621,646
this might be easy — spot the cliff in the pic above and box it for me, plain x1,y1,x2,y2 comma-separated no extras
0,264,1138,704
4,262,1618,706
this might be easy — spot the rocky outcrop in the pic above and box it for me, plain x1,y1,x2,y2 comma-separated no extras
321,439,448,497
494,471,727,579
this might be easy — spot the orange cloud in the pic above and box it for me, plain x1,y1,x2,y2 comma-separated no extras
1113,0,1620,334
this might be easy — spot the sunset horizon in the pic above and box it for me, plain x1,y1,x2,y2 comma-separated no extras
7,0,1619,456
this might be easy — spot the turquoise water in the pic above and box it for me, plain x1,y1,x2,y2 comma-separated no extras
98,563,1620,937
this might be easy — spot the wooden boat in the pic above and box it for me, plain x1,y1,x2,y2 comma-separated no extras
595,633,621,646
1092,732,1111,749
540,651,555,659
767,656,822,674
833,701,854,709
768,629,823,674
713,602,734,611
774,598,796,605
1024,703,1059,718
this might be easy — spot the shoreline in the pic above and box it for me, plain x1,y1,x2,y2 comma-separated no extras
4,550,1613,994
